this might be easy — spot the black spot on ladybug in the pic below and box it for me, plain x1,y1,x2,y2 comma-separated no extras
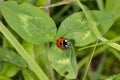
60,42,63,46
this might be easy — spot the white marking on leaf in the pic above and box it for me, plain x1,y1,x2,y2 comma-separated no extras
58,58,70,65
83,31,91,40
18,14,32,36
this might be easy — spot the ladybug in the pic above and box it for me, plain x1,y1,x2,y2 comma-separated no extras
56,37,69,49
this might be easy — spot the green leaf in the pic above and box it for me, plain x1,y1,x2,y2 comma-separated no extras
0,75,11,80
0,62,20,78
57,11,114,46
48,43,78,79
22,68,39,80
105,0,120,19
0,48,27,68
0,1,56,44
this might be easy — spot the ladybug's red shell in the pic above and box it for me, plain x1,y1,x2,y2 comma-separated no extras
56,37,69,49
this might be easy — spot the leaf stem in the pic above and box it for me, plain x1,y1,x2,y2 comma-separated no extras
40,0,75,8
99,36,120,51
78,35,120,51
82,40,98,80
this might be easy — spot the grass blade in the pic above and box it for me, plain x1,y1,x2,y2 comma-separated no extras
0,22,49,80
76,0,120,52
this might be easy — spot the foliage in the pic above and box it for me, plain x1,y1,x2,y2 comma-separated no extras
0,0,119,80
